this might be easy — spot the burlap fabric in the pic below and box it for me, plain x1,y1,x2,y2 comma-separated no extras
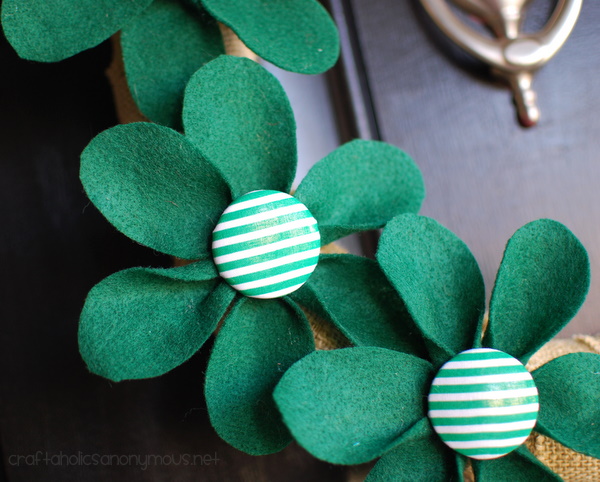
523,335,600,480
345,335,600,482
104,31,599,481
463,335,600,481
305,243,353,351
105,24,257,125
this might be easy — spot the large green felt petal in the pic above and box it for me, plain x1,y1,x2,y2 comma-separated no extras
533,352,600,458
366,418,457,482
274,347,433,465
1,0,154,62
80,122,231,260
485,219,590,363
148,258,218,281
183,56,296,198
377,214,485,367
79,268,232,381
205,297,314,455
199,0,339,74
291,254,427,357
121,0,224,129
295,140,425,245
472,446,560,481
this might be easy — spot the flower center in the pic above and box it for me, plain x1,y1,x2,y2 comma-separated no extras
212,190,321,299
428,348,539,460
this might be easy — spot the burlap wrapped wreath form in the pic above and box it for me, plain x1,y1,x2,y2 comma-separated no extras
524,335,600,480
454,332,600,482
105,31,599,481
106,24,257,124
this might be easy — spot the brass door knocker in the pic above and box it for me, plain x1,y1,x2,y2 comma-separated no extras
420,0,582,126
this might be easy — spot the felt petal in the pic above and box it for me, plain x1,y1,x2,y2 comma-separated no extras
1,0,153,62
121,0,224,129
472,446,560,481
183,55,296,198
291,254,427,357
199,0,339,74
295,140,425,245
274,347,433,465
455,455,468,481
366,418,458,482
377,214,485,367
80,122,231,260
533,352,600,458
79,268,233,381
205,297,314,455
148,258,218,281
485,219,590,363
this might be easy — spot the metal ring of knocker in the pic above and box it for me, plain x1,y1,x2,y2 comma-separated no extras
419,0,582,126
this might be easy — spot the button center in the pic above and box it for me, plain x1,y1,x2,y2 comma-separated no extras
212,190,321,299
428,348,539,460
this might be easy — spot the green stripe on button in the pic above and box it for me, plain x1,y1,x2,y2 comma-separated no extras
212,190,320,299
428,348,539,461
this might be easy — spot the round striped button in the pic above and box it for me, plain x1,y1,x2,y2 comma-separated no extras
428,348,538,460
212,190,321,299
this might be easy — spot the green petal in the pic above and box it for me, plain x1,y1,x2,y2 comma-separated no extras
199,0,339,74
121,0,224,129
366,419,457,482
472,446,560,481
274,347,433,465
295,140,425,245
376,214,485,367
485,219,590,363
80,122,231,260
183,55,296,198
291,254,427,357
148,258,218,281
205,297,314,455
533,352,600,458
455,455,468,481
1,0,153,61
79,267,230,381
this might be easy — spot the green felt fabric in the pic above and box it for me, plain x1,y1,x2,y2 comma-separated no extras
274,347,433,465
295,140,425,246
485,219,590,363
533,352,600,459
377,214,485,367
291,254,427,357
366,419,457,482
472,446,561,481
80,122,231,260
455,455,468,482
122,0,224,129
147,258,218,281
79,267,221,381
199,0,339,74
199,280,238,326
183,56,296,198
205,297,314,455
1,0,153,62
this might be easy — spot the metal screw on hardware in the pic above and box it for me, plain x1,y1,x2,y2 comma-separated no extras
420,0,582,126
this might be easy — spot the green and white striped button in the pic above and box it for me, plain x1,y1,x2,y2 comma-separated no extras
428,348,539,460
212,190,321,299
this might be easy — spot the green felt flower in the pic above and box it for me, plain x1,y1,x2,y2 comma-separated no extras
77,56,425,455
1,0,339,128
275,214,599,480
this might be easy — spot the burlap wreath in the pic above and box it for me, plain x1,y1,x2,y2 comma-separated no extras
523,335,600,480
105,32,599,480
